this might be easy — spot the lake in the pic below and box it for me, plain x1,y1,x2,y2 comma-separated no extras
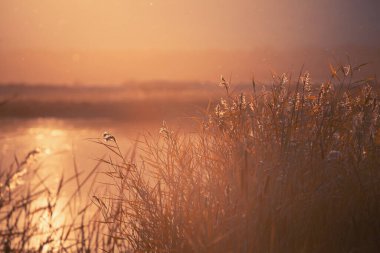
0,117,191,190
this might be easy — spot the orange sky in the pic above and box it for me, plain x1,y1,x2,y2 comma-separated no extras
1,0,379,84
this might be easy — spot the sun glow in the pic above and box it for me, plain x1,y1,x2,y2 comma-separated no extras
33,196,66,252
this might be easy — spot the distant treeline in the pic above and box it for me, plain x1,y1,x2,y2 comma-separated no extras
0,99,208,120
0,81,227,120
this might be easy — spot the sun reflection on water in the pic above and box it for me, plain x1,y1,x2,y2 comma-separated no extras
1,118,150,250
32,196,67,252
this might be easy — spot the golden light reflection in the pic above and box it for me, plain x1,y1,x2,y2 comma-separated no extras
28,126,71,158
33,196,66,252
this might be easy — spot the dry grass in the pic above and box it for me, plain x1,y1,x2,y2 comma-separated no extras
94,63,380,252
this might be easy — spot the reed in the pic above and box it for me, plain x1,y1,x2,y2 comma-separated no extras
0,149,117,252
94,63,380,252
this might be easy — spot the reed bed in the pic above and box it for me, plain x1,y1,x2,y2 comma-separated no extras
95,63,380,252
1,63,380,252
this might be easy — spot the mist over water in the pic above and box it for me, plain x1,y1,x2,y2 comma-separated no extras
0,85,204,191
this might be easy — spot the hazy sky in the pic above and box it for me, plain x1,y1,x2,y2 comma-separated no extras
0,0,379,83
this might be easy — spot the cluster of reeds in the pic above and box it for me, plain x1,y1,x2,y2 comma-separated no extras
95,64,380,252
0,149,117,252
